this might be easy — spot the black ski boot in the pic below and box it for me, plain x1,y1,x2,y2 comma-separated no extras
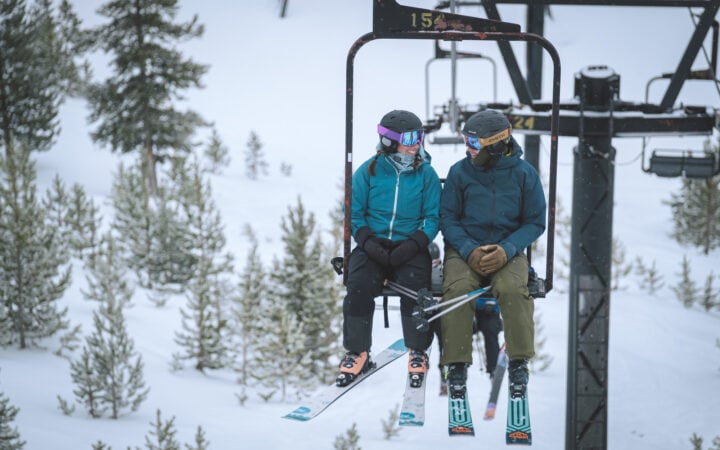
446,363,468,399
336,351,373,387
508,359,529,398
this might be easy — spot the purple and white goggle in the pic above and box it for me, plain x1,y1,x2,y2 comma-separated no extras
377,125,424,146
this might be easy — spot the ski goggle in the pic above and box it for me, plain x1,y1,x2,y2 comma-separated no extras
464,128,512,151
377,125,424,146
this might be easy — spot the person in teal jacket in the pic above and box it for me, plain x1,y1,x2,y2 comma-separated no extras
336,110,442,390
439,109,546,400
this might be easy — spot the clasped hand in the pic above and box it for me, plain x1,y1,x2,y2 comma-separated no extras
468,244,507,276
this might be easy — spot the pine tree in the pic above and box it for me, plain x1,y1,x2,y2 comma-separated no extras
71,261,148,418
69,348,105,418
380,405,401,440
666,173,720,256
233,225,267,386
244,131,269,180
143,409,180,450
87,0,208,196
0,0,87,159
333,423,361,450
0,144,71,349
111,161,196,294
671,255,699,308
67,183,102,261
701,272,719,312
184,426,210,450
172,156,233,371
269,196,342,381
111,161,154,288
0,391,26,450
42,175,72,258
82,233,134,309
611,237,633,291
634,257,665,295
251,301,313,401
203,127,230,174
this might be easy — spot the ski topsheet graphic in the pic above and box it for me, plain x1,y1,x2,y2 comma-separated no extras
283,338,406,421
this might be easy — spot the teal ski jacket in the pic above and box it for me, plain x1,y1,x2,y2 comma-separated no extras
351,148,441,244
440,139,546,261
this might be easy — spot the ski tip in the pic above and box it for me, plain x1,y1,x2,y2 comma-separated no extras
389,338,406,351
506,431,532,445
282,406,313,421
449,426,475,436
282,414,311,421
399,411,424,427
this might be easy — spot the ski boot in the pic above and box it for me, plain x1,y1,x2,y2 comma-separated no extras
407,349,429,388
446,363,468,399
336,351,373,387
508,358,529,398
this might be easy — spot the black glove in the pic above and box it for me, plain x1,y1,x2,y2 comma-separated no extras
363,237,391,266
355,226,373,248
389,230,429,267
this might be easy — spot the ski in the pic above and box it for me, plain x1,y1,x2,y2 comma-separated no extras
448,389,475,436
484,345,508,420
398,348,431,427
282,338,406,421
506,387,532,445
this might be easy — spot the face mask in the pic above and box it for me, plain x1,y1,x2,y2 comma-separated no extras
390,152,415,169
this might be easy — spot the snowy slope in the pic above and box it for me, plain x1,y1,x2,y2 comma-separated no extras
1,1,719,449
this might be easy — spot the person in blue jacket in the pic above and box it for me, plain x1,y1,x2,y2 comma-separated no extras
439,109,546,399
336,110,442,389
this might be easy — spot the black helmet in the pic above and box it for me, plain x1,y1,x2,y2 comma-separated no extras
462,109,511,138
378,110,423,151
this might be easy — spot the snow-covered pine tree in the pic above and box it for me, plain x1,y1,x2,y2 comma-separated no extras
185,426,210,450
270,196,342,381
666,169,720,255
251,302,314,401
672,255,699,308
146,191,197,293
244,131,269,180
143,409,181,450
0,390,26,450
634,256,665,295
111,161,154,288
233,224,267,386
0,144,71,349
204,127,230,174
172,156,233,371
42,175,72,258
82,232,134,308
0,0,86,160
71,263,148,418
611,237,633,291
112,161,196,294
87,0,208,196
701,272,719,312
69,348,105,418
67,183,102,261
333,423,361,450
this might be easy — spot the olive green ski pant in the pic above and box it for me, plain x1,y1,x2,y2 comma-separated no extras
439,248,535,365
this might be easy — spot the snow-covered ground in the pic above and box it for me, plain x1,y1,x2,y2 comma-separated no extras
1,1,719,449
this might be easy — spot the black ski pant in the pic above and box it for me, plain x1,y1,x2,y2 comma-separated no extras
342,245,434,354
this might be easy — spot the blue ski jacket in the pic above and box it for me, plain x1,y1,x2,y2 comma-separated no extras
440,139,546,261
351,148,441,244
